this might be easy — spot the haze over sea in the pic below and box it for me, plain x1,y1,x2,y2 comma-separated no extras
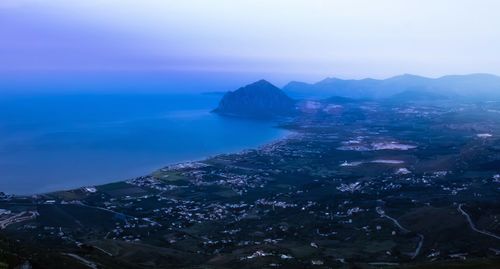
0,93,286,195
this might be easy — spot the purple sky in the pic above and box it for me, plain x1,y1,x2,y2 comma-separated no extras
1,0,500,92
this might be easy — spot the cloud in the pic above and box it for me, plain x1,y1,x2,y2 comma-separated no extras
0,1,22,8
1,0,500,80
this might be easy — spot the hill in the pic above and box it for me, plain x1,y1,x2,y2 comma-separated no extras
213,80,296,118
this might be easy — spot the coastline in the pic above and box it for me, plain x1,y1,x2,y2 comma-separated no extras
2,98,500,268
13,122,295,197
0,91,291,195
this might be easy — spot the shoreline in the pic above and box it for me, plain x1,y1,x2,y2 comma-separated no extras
8,123,295,197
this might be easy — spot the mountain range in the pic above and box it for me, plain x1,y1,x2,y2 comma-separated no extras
283,73,500,99
214,74,500,118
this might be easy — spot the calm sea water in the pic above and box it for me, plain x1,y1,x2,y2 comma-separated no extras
0,93,287,194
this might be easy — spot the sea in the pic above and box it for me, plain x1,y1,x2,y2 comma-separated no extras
0,93,287,194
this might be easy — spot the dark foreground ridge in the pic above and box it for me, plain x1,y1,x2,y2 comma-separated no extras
213,79,296,118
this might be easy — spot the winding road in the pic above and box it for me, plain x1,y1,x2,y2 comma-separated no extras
0,211,38,229
376,207,424,259
458,204,500,240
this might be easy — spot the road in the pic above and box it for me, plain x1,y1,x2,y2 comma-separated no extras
0,211,38,229
458,204,500,240
376,207,424,259
63,253,98,269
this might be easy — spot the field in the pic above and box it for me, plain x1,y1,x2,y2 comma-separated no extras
0,99,499,268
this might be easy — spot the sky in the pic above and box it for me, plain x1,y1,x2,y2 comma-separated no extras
1,0,500,92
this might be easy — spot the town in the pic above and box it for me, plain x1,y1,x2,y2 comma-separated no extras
0,99,499,269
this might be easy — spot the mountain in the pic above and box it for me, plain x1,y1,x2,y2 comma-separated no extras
213,80,296,118
283,73,500,100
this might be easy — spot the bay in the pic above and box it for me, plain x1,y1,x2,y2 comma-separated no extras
0,93,286,194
